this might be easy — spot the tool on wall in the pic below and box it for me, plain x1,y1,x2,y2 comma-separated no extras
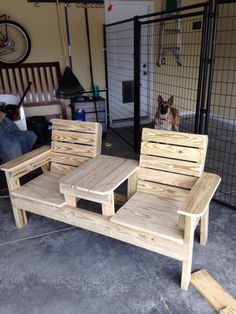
56,0,84,100
84,7,99,122
157,0,182,66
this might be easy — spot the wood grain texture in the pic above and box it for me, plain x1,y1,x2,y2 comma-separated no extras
0,146,51,172
191,269,236,311
142,128,208,148
12,172,65,207
141,141,204,163
51,152,90,167
51,141,96,158
139,167,197,189
140,154,203,177
137,180,189,201
11,196,189,262
52,119,100,133
110,192,184,243
220,307,236,314
178,173,221,217
52,129,96,145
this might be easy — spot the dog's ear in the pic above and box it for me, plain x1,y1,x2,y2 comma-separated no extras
168,96,174,106
158,95,163,104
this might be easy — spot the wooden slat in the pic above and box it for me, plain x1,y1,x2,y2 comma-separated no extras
90,159,138,195
142,128,208,149
178,172,221,217
60,155,105,188
52,129,96,145
141,141,204,163
110,192,184,243
220,307,236,314
137,180,189,201
191,269,236,312
11,197,188,262
139,168,197,189
51,152,90,167
51,141,95,157
0,146,51,172
140,154,203,177
12,172,65,207
72,156,127,192
50,163,77,175
52,119,99,133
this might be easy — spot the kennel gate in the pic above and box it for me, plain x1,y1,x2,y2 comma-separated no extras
104,1,236,208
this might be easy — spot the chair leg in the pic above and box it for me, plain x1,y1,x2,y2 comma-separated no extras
200,206,209,246
181,255,193,290
12,207,27,229
181,215,195,290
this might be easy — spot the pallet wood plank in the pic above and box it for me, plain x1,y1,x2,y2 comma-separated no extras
191,269,236,312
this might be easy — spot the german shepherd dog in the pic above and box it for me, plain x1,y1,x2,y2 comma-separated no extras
154,95,180,131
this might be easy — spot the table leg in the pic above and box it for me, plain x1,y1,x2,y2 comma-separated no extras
127,170,138,199
64,194,77,207
102,193,115,216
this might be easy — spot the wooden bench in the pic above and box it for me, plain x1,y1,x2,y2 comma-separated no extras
0,127,221,290
0,62,67,121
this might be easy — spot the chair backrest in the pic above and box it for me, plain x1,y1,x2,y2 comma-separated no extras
50,119,102,174
138,128,208,201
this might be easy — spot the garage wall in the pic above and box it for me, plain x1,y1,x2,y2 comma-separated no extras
1,0,105,92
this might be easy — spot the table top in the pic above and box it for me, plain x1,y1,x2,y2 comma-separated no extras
60,155,138,195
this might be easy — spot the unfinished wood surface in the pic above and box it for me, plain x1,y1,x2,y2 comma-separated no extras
11,196,189,262
137,180,189,201
127,170,138,199
181,216,195,290
110,192,184,243
142,128,208,148
220,307,236,314
178,173,221,217
140,154,203,177
139,167,197,189
60,155,138,195
102,193,115,216
64,195,77,207
5,172,27,229
200,206,209,245
50,119,102,173
141,141,204,163
12,172,65,207
191,269,236,312
0,146,51,172
52,129,96,145
51,152,90,168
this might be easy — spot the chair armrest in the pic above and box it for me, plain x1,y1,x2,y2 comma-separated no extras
0,146,51,176
178,172,221,217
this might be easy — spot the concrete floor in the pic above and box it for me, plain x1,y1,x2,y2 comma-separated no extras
0,130,235,314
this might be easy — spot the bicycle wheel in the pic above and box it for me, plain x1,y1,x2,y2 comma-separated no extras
0,20,31,65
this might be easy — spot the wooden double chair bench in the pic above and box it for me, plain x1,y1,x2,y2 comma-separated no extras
0,119,221,290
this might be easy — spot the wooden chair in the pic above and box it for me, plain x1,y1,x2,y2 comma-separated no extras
110,128,221,290
0,119,102,229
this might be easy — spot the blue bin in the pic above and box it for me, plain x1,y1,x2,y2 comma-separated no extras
75,109,86,121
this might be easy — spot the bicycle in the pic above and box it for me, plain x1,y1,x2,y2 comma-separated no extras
0,14,31,65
